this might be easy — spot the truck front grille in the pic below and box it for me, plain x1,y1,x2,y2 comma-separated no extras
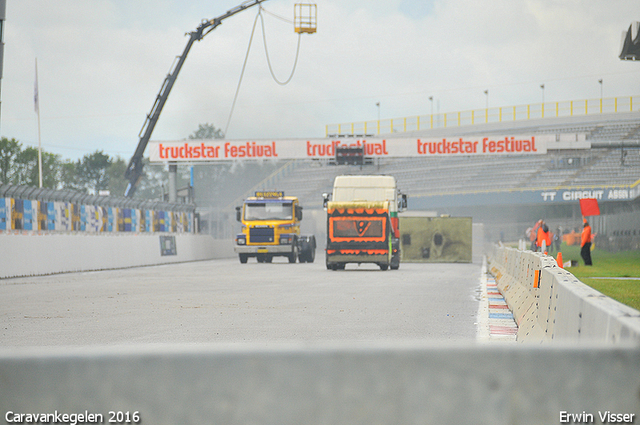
250,226,274,243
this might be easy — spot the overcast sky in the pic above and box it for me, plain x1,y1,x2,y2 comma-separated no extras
2,0,639,160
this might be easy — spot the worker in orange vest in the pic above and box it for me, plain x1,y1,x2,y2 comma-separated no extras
581,219,593,266
536,221,552,253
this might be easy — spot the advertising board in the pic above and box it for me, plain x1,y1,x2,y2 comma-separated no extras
148,135,555,162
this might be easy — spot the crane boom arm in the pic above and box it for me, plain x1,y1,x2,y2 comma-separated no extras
124,0,268,197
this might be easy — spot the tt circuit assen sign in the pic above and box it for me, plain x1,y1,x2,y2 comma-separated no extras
539,188,639,203
148,135,552,162
410,186,640,210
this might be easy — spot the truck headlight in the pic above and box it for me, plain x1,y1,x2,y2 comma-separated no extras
236,235,246,245
279,236,292,245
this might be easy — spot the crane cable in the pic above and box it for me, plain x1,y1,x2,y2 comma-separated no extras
224,6,303,135
224,10,261,136
260,9,302,86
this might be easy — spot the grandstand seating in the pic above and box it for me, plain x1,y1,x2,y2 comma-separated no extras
189,111,640,245
212,112,640,211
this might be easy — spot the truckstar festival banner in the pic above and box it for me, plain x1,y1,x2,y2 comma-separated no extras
148,135,553,162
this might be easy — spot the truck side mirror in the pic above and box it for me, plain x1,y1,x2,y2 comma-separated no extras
322,193,330,210
400,194,408,211
235,206,242,222
296,205,303,221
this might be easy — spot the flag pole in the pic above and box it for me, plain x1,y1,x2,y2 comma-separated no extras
35,58,43,188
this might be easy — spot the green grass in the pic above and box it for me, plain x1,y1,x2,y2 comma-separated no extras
555,243,640,311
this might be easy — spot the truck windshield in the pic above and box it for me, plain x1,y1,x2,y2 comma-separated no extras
244,202,293,221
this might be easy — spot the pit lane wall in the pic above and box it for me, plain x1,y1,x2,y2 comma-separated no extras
1,343,639,425
488,246,640,342
0,233,234,279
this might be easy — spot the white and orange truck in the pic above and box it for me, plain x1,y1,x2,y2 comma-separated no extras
323,175,407,271
234,191,316,263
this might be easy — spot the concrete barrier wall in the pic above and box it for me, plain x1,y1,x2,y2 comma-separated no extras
489,246,640,342
0,233,235,279
1,343,638,425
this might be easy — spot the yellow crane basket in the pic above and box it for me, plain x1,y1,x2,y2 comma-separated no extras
294,3,317,34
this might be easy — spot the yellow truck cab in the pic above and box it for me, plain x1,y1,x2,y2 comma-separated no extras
234,191,316,263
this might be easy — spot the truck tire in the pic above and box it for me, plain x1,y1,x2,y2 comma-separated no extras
306,236,316,263
306,248,315,263
297,236,316,263
327,262,344,271
390,254,400,270
300,246,316,263
390,238,401,270
239,254,248,264
379,264,389,271
288,244,298,263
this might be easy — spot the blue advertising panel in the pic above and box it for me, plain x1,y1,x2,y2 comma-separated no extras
80,205,87,231
157,211,166,232
108,208,115,232
23,200,34,230
0,198,8,230
13,199,24,230
123,208,132,232
47,202,56,230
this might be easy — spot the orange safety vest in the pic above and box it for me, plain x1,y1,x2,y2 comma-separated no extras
537,226,552,248
581,225,591,246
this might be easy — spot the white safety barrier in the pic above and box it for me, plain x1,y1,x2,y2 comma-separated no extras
0,233,234,279
488,246,640,342
1,343,639,425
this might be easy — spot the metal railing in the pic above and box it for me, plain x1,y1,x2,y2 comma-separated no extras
0,184,195,212
0,184,195,233
326,95,640,136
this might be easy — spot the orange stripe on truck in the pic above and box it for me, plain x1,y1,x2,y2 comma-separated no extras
331,249,388,255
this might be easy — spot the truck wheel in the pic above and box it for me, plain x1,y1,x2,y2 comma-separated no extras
306,248,315,263
265,255,273,263
390,238,401,270
390,252,400,270
239,254,248,264
299,247,315,263
305,236,316,263
288,245,298,263
379,264,389,271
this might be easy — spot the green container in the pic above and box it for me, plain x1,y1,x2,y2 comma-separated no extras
399,217,472,263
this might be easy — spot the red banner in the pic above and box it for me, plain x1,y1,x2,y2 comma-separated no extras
148,135,555,162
